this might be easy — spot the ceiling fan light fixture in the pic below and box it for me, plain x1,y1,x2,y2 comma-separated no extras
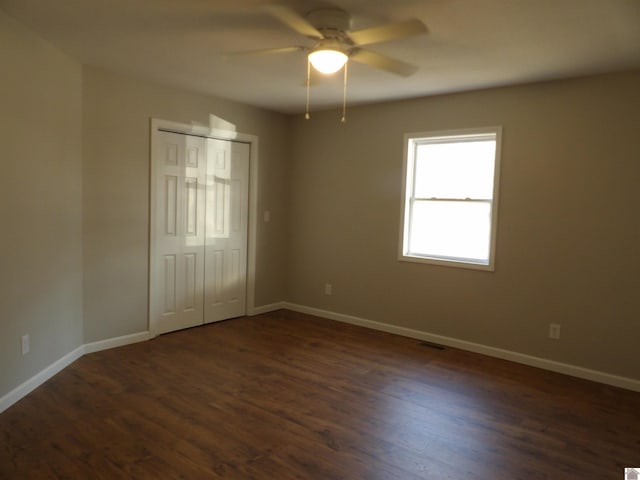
308,48,348,74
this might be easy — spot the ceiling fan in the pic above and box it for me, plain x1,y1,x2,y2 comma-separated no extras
233,5,428,121
244,5,429,77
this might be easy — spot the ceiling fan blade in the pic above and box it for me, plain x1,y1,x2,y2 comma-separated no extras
348,18,428,46
350,49,419,77
226,46,306,57
263,5,323,39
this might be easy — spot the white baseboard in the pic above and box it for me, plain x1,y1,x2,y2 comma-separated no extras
283,302,640,392
83,331,151,354
248,302,286,316
1,331,151,414
0,345,84,414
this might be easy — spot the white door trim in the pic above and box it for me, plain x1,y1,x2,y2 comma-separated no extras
149,118,259,337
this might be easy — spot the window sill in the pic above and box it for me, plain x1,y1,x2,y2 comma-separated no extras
399,253,495,272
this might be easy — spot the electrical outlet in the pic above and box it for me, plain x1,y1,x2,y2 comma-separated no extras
324,283,332,296
548,323,561,340
21,334,30,355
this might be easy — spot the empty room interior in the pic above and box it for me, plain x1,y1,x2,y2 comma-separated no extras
1,0,639,478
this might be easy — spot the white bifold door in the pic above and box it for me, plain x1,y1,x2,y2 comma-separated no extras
151,130,250,335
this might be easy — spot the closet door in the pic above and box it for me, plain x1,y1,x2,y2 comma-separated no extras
151,131,206,334
204,139,250,323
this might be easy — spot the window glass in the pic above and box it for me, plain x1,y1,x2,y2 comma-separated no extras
413,141,496,199
409,201,491,261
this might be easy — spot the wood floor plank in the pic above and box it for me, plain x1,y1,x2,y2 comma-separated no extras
1,309,638,479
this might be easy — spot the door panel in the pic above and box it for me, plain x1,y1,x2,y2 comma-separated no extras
204,139,249,323
152,132,206,334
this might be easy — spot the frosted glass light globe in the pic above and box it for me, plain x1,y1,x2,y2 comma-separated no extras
308,49,348,74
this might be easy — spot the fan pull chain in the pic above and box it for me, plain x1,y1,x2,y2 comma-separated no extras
305,58,311,120
341,61,348,123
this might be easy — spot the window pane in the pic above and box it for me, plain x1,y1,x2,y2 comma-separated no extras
414,140,496,199
409,200,491,262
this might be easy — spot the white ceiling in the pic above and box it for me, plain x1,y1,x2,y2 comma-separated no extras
2,0,640,114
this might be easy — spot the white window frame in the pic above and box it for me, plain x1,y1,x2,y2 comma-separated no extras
399,127,502,271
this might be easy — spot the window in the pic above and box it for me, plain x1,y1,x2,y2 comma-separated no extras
399,127,502,270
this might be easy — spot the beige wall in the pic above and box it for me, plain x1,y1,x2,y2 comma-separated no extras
82,66,290,342
0,10,83,395
288,71,640,380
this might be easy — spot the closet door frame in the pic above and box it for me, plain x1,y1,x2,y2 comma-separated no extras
149,118,259,337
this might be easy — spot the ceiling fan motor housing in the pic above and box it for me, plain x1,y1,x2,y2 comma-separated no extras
306,8,351,39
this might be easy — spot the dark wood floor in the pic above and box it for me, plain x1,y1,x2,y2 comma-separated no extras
1,310,638,479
